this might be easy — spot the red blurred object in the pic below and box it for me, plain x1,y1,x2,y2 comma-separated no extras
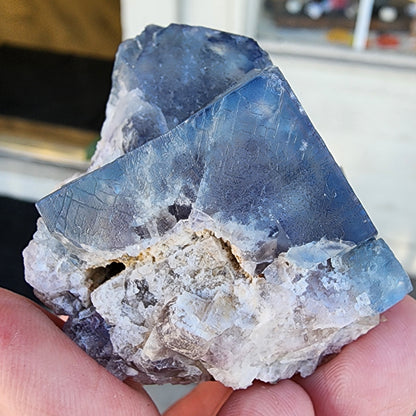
330,0,349,10
376,33,400,47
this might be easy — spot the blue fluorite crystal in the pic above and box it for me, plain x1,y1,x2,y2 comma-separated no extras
25,24,412,388
38,66,377,254
98,24,272,157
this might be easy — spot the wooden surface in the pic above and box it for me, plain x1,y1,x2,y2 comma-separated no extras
0,115,95,166
0,0,121,58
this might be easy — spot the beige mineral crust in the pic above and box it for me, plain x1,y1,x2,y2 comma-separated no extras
25,211,380,389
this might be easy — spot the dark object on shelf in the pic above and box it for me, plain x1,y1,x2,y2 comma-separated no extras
0,45,114,131
0,196,39,302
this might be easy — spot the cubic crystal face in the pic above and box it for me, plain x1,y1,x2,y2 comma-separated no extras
23,24,412,389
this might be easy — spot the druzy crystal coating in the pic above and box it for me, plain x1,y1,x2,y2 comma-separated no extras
24,24,412,389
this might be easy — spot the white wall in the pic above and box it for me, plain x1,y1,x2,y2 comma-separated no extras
120,0,260,40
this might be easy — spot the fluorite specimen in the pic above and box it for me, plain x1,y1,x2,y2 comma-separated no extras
23,24,412,389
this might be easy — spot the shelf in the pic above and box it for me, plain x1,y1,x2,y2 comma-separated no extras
0,115,93,169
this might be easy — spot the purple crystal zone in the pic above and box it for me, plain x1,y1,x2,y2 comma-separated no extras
64,309,209,384
64,310,128,379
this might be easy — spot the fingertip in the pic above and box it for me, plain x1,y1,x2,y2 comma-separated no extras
163,381,232,416
218,380,314,416
381,294,416,326
0,287,65,329
0,289,160,416
298,295,416,416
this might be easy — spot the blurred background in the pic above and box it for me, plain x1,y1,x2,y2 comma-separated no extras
0,0,415,412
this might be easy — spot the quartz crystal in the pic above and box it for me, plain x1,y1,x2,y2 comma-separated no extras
23,24,412,389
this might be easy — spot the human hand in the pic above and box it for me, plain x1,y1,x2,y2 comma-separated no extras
1,288,415,416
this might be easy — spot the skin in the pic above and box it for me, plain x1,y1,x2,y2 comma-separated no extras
0,288,415,416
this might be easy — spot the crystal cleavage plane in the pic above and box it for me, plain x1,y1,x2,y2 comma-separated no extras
23,24,412,389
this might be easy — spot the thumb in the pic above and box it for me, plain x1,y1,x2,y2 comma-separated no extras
0,289,159,416
163,381,232,416
218,380,314,416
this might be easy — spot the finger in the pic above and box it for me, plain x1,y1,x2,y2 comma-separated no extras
32,301,67,329
0,288,160,416
297,295,416,416
218,380,314,416
163,381,232,416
